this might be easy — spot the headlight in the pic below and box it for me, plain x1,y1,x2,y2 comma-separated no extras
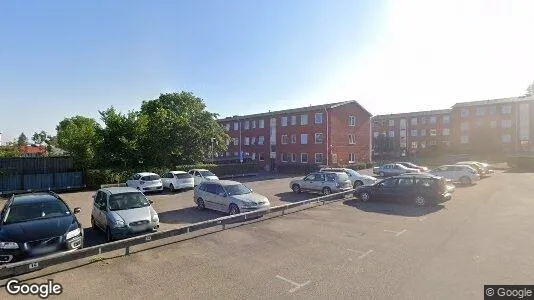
66,228,81,240
151,213,159,222
0,241,19,249
112,219,126,228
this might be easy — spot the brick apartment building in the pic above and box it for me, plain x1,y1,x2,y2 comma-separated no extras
372,95,534,158
216,101,372,170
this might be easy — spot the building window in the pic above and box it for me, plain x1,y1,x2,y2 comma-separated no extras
349,115,357,126
301,153,308,163
251,137,256,145
461,108,469,118
421,141,426,148
501,119,512,128
420,129,426,136
461,122,470,132
291,116,297,125
388,120,394,127
421,117,427,125
252,120,256,128
430,116,437,124
476,107,486,116
315,153,324,163
244,137,250,145
429,129,437,136
234,122,239,131
461,135,469,144
259,153,265,161
225,123,230,131
252,152,256,160
411,129,418,137
411,118,418,125
489,106,497,115
315,113,323,124
281,135,289,144
233,138,239,146
348,153,356,163
301,134,308,144
490,121,497,128
349,134,356,144
282,153,289,162
301,114,308,125
443,115,450,124
411,141,418,149
429,140,437,146
501,104,512,114
291,134,296,144
388,131,394,137
281,116,288,126
258,136,265,145
373,132,379,138
501,134,512,143
291,153,297,162
315,133,324,144
259,119,265,128
244,120,250,130
442,128,450,136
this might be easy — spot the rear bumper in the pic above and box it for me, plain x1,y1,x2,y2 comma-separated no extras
111,222,159,238
142,185,163,192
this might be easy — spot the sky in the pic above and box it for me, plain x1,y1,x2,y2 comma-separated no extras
1,0,533,143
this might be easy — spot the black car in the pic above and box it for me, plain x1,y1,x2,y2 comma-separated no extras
354,173,453,206
0,192,83,264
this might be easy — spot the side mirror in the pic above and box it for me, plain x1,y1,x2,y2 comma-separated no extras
149,200,154,204
73,207,81,214
91,194,95,199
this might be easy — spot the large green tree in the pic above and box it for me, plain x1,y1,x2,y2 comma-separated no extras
0,146,22,158
139,92,229,166
56,116,101,168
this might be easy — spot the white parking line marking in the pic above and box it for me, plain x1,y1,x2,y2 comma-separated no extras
276,275,311,293
384,229,407,236
418,216,427,221
347,249,374,259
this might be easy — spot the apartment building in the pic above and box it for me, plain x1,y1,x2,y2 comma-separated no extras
217,101,372,170
372,109,451,157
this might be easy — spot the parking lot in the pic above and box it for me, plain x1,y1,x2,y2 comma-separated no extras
1,169,533,299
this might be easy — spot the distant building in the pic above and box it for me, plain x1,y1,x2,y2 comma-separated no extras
20,145,48,157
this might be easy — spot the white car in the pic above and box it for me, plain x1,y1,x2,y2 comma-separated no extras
188,169,219,186
428,165,480,185
161,171,194,191
319,167,378,188
126,172,163,193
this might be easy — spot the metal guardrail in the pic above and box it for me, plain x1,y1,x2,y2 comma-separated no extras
0,189,355,279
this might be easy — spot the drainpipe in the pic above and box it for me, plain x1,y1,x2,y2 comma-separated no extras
325,108,329,166
369,116,373,163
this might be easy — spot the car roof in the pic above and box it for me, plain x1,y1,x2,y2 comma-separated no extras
170,171,187,174
136,172,159,176
101,187,141,194
12,193,61,205
393,173,439,179
189,169,209,172
200,180,241,186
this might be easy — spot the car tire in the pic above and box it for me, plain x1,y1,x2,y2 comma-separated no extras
292,184,301,193
359,191,371,202
322,187,332,196
91,216,98,231
415,195,426,206
170,184,175,192
228,203,240,215
460,176,471,185
197,198,206,210
354,181,364,188
379,171,385,177
105,227,113,242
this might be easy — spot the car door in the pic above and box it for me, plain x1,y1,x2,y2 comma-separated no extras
92,191,107,229
312,173,326,191
127,174,141,189
374,178,398,201
161,173,171,188
395,177,415,202
203,183,218,209
213,184,228,212
300,174,315,191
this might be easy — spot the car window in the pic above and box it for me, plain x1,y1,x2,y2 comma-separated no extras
380,178,397,187
205,184,217,194
415,178,435,187
314,173,326,181
108,192,150,211
325,173,337,181
398,178,413,186
195,171,201,177
198,183,206,191
133,174,141,180
224,184,251,196
336,173,349,181
175,173,192,179
304,174,314,181
394,165,401,169
200,170,215,177
214,185,226,195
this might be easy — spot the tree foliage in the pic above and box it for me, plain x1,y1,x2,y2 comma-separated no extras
32,131,50,145
526,81,534,97
17,132,28,147
0,146,22,158
56,116,101,168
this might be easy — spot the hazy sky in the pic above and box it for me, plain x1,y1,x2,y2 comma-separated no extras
1,0,533,142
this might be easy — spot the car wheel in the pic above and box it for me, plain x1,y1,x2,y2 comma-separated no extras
91,216,98,231
170,184,175,191
197,198,205,210
359,191,371,202
379,171,385,177
228,204,240,215
105,227,113,242
415,195,426,206
292,184,301,193
460,176,471,185
322,187,332,196
354,181,364,188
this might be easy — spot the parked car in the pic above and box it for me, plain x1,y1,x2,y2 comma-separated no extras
320,167,378,187
126,172,163,193
479,162,495,174
91,187,159,242
456,161,492,177
0,192,83,264
429,165,480,185
354,173,452,206
188,169,219,186
161,171,194,191
373,163,421,177
396,162,429,172
290,171,352,195
194,180,270,215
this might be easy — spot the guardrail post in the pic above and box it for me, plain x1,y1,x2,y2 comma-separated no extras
125,246,130,256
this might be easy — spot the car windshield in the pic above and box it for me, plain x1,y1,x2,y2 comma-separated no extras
142,175,160,181
3,201,71,224
200,170,215,177
336,173,350,181
403,162,417,168
108,192,150,211
224,184,252,196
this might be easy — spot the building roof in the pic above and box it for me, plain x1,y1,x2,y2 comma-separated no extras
20,145,48,155
372,109,452,120
452,97,518,108
217,100,371,121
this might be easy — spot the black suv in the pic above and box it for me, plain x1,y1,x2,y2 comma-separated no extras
354,173,453,206
0,192,83,264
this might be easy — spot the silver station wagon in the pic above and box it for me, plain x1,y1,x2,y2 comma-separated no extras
290,171,352,195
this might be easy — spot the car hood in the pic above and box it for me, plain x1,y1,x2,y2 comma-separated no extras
205,176,219,180
0,216,78,242
111,206,154,222
359,175,377,181
231,193,269,204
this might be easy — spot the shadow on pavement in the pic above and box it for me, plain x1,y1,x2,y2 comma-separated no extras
158,207,224,225
342,199,445,217
274,192,317,203
83,227,106,248
504,169,534,173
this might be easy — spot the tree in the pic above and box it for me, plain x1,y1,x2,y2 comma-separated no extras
17,132,28,147
526,81,534,97
139,92,229,166
32,130,50,145
0,146,22,158
56,116,101,168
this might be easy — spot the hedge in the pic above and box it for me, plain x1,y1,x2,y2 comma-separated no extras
86,163,265,189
